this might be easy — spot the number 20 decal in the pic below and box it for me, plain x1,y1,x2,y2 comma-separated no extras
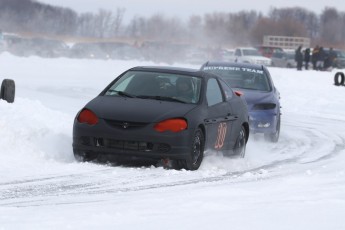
215,122,227,149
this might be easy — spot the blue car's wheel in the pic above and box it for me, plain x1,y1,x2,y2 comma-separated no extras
265,115,280,143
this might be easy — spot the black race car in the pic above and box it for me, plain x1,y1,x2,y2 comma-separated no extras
73,66,249,170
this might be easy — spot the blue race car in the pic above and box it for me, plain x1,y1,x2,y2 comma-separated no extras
201,62,281,142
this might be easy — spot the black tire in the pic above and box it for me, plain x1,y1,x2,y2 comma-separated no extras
264,115,281,143
1,79,15,103
334,72,345,86
73,149,98,162
234,125,247,158
178,128,204,171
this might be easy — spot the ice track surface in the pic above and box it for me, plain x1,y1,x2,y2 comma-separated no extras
0,55,344,229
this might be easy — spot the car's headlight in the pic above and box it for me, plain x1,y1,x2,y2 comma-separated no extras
252,103,276,110
154,118,188,133
77,109,99,125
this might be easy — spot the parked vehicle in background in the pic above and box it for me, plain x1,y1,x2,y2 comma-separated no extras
109,43,143,61
271,50,296,68
184,47,209,64
323,48,345,69
255,45,283,58
4,35,69,58
333,49,345,69
1,79,15,103
231,47,272,66
220,48,235,61
69,42,110,59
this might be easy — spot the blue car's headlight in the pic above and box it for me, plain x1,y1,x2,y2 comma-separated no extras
252,103,276,110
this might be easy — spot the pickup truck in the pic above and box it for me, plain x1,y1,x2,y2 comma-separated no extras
231,47,272,66
1,79,15,103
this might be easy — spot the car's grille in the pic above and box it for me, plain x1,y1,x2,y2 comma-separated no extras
80,136,92,146
104,119,149,129
78,136,170,153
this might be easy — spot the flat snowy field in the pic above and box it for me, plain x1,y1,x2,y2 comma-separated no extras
0,53,344,230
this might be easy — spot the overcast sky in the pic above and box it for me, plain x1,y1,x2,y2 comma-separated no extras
39,0,344,21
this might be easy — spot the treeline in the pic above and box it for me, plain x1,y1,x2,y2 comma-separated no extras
1,0,345,48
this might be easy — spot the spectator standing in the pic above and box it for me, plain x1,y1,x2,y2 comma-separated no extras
304,48,311,70
295,45,303,71
311,45,319,70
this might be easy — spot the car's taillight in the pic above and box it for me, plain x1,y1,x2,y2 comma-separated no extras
252,103,276,110
154,118,187,133
77,109,99,125
234,90,243,96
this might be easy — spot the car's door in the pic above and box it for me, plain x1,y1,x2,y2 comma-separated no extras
204,78,236,152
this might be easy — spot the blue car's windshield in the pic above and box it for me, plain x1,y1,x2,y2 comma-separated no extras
203,66,271,92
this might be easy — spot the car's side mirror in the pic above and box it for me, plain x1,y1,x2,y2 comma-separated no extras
1,79,15,103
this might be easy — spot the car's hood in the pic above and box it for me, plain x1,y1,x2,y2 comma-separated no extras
85,96,198,123
238,89,277,110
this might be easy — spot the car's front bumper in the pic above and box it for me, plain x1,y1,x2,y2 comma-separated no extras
72,119,193,160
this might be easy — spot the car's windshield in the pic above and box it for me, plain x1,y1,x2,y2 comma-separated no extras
202,66,271,91
104,70,202,104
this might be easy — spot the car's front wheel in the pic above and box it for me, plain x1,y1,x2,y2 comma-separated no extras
178,128,204,171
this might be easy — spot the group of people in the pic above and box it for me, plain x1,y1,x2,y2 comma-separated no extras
295,45,337,71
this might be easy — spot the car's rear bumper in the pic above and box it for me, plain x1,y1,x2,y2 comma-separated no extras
249,110,279,134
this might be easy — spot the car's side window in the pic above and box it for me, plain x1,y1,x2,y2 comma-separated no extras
206,78,223,106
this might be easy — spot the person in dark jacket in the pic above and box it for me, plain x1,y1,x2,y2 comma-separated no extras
295,45,303,71
304,48,311,70
312,45,319,70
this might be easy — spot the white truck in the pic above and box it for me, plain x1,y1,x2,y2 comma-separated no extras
232,47,272,66
1,79,15,103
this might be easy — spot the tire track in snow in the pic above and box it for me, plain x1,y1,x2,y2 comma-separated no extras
1,114,344,207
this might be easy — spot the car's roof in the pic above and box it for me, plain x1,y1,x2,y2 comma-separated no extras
129,66,210,78
202,61,265,70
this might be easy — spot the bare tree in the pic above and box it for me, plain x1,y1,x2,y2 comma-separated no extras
320,8,343,44
111,7,126,36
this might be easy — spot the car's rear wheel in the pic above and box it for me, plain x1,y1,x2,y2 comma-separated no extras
234,125,247,158
177,128,204,171
264,115,280,143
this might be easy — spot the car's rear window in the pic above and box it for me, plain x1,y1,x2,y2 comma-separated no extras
203,66,271,92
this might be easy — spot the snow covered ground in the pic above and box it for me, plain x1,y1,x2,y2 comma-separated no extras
0,52,345,230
